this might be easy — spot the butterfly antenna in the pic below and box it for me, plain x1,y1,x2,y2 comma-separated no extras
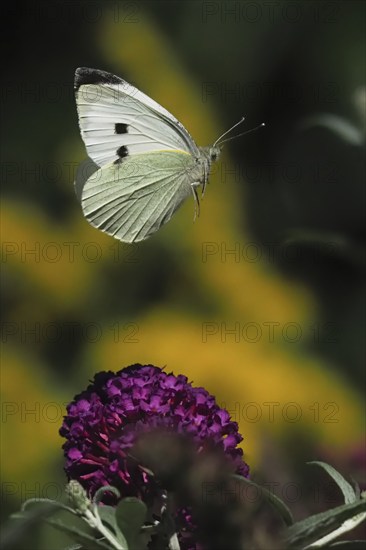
213,116,246,147
218,122,265,146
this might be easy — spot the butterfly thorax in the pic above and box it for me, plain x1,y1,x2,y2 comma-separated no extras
187,146,220,193
195,145,220,184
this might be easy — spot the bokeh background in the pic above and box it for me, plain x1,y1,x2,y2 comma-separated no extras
1,1,365,547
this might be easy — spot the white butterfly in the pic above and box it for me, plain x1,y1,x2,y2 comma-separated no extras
75,67,249,243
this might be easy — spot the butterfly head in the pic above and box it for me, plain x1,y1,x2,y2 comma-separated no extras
209,145,221,162
199,145,221,166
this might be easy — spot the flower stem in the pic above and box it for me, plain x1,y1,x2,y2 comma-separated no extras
169,532,181,550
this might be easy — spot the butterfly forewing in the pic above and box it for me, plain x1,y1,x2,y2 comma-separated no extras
75,67,199,167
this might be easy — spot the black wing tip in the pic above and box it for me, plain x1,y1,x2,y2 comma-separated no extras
74,67,123,90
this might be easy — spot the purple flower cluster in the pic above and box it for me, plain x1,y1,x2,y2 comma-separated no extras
60,364,249,546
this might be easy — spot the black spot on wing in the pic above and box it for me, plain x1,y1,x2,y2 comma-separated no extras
116,145,129,160
74,67,124,90
115,123,128,134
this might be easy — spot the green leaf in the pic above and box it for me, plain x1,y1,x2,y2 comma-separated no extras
93,486,121,505
95,505,128,547
280,230,365,267
44,518,112,550
1,502,60,550
324,542,366,549
95,505,119,532
298,114,364,146
284,498,366,549
232,474,294,526
115,497,148,550
21,497,76,515
308,462,356,505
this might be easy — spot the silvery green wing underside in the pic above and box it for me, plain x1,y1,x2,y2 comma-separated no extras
82,151,199,243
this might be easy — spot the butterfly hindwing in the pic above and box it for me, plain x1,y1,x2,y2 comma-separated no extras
82,151,198,243
75,67,199,167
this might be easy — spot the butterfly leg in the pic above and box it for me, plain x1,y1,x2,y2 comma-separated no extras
191,184,200,220
201,163,208,197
